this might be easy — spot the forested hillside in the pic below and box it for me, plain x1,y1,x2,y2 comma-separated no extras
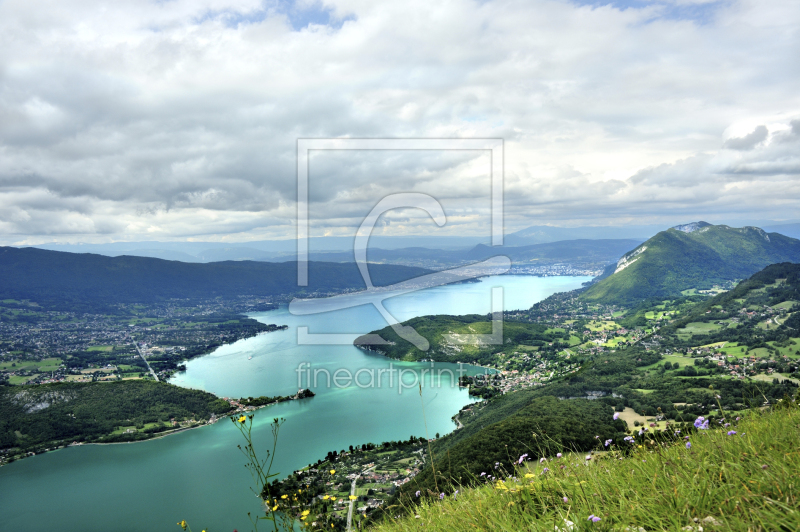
0,247,429,306
582,223,800,304
0,381,233,452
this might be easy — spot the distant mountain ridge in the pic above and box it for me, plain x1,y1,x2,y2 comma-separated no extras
0,247,430,307
581,222,800,304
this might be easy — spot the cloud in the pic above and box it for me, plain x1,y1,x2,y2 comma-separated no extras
0,0,798,244
723,125,768,150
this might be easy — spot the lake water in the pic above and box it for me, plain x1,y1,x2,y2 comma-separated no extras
0,275,589,532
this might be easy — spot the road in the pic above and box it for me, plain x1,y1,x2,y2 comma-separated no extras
346,474,360,531
135,344,158,382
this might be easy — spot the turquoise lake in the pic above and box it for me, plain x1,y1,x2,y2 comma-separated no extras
0,275,589,532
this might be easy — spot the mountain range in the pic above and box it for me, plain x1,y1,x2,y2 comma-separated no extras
0,247,429,307
582,222,800,304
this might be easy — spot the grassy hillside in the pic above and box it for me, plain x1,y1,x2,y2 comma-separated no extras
582,223,800,305
400,396,626,495
0,247,429,306
373,401,800,532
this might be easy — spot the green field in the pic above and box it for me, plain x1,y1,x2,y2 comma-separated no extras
87,345,113,352
676,321,722,335
0,357,62,371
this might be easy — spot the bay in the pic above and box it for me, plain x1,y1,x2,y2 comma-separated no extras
0,275,589,532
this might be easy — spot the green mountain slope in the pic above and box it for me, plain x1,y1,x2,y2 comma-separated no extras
0,247,429,306
582,222,800,305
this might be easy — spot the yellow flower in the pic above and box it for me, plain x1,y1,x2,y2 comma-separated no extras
177,521,187,531
323,495,330,500
524,473,534,478
302,510,310,516
272,505,278,511
330,470,336,475
349,495,357,500
331,497,336,502
300,516,307,521
298,489,302,493
238,415,246,423
281,494,288,499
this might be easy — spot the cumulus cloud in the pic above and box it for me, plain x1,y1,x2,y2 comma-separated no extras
0,0,798,244
724,125,768,151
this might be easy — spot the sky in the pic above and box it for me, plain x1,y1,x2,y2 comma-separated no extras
0,0,799,245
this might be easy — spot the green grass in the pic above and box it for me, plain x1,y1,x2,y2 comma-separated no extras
87,345,113,352
678,322,722,335
371,405,800,532
0,357,62,371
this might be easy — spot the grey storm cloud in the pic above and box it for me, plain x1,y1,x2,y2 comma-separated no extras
0,0,799,244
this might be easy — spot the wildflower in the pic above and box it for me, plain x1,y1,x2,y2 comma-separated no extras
649,423,656,428
539,457,546,463
727,431,736,436
329,470,336,475
686,442,691,449
281,495,288,499
613,412,619,420
525,473,534,478
439,493,445,500
415,491,421,497
694,416,709,430
604,439,612,447
272,505,278,511
624,436,634,443
724,423,730,427
557,453,563,458
178,521,187,531
454,490,459,499
762,464,769,470
588,515,601,522
323,495,329,500
302,510,310,516
674,430,681,435
585,455,592,460
518,453,529,464
480,472,486,477
238,415,246,424
542,467,550,473
736,416,741,421
563,496,568,503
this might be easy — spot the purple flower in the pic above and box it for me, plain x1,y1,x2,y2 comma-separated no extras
518,454,528,464
439,493,444,500
736,416,741,421
724,423,730,428
624,436,634,443
480,472,486,477
539,457,546,463
557,453,563,458
686,442,691,449
563,496,569,503
604,439,613,448
694,416,709,430
674,430,681,435
453,490,459,499
588,515,601,522
727,431,737,436
613,412,619,420
542,467,550,473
